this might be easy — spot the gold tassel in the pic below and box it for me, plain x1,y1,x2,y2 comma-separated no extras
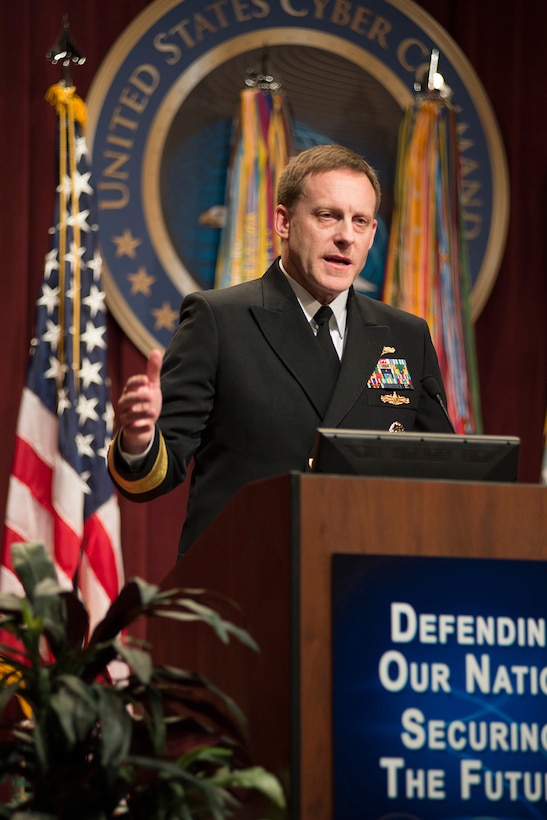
45,82,87,129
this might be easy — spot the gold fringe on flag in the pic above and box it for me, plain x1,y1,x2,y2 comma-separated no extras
45,83,87,391
45,83,87,128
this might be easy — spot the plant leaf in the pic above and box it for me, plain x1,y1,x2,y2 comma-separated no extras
159,597,259,653
50,677,98,745
98,685,132,767
138,685,165,756
116,643,153,684
0,594,24,616
32,579,68,656
60,590,89,649
89,578,161,646
211,765,286,808
11,543,57,602
126,751,240,816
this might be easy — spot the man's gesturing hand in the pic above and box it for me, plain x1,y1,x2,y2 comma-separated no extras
117,349,163,455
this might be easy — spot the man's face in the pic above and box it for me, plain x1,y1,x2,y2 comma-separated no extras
274,169,378,304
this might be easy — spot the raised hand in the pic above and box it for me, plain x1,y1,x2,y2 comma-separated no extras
116,349,163,455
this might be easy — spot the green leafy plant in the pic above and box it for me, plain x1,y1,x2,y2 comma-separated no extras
0,542,285,819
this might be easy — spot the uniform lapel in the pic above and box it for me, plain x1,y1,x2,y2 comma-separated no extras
322,290,389,427
250,263,334,416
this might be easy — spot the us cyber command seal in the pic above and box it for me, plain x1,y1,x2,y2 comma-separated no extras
87,0,508,355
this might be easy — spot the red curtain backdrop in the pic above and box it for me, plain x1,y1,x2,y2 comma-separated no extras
1,1,546,585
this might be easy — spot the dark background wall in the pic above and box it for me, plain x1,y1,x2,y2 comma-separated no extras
1,0,545,586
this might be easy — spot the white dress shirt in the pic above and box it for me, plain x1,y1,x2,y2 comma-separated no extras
279,260,349,359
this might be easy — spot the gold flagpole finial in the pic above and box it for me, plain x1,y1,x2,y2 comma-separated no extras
46,15,86,88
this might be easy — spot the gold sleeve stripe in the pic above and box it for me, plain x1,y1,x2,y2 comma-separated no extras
108,431,169,494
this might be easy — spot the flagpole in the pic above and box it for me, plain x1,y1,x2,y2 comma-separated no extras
46,14,86,87
46,17,87,391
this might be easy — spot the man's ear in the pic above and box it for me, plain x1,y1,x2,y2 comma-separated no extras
274,204,290,239
368,218,378,249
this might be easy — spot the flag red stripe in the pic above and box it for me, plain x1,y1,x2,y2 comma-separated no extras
8,435,83,581
53,513,83,582
11,437,54,516
2,528,23,573
84,513,120,601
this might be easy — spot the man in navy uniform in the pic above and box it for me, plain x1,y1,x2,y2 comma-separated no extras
108,144,451,557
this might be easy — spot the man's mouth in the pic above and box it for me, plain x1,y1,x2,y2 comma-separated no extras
324,255,351,266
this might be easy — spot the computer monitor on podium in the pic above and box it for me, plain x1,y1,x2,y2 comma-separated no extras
311,428,520,482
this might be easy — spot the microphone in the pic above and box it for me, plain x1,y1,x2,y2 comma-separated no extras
421,376,456,433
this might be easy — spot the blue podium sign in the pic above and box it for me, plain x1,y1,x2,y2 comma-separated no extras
332,554,547,819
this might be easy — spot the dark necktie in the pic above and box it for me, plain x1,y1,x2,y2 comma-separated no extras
314,305,340,383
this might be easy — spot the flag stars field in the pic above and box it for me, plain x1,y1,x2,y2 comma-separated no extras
79,358,104,389
37,284,59,315
82,284,106,317
80,321,106,352
76,394,100,424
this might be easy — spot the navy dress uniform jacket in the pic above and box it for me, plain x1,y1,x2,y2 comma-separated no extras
108,260,453,557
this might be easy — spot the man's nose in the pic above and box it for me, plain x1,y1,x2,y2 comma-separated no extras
334,218,355,244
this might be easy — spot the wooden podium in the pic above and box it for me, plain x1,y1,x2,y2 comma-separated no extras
147,473,547,819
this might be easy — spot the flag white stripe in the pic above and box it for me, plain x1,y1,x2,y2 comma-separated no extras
16,387,58,467
0,566,24,597
52,452,85,537
4,475,55,550
79,553,113,632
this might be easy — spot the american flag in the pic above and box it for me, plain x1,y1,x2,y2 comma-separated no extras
1,84,124,630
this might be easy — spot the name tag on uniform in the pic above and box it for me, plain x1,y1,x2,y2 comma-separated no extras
367,358,413,389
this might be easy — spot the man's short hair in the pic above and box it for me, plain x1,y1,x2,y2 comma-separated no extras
277,144,382,214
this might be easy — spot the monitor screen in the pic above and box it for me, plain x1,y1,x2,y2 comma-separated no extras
311,428,521,482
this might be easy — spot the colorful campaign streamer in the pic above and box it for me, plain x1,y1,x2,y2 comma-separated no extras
215,86,293,288
384,94,482,434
